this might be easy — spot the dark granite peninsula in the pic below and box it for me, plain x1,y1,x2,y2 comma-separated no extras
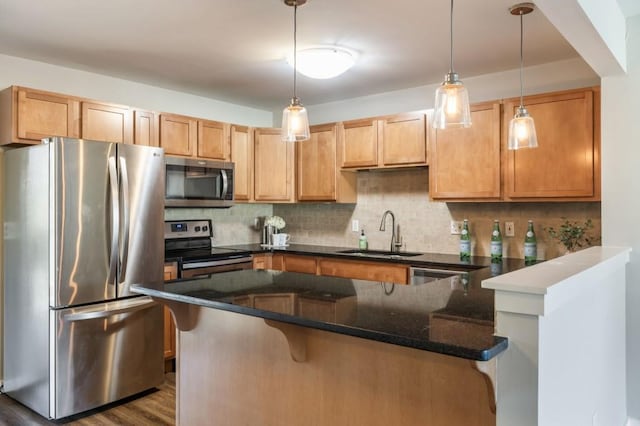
134,266,506,425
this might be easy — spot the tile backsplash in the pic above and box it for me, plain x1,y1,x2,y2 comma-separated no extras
274,168,601,260
166,168,601,260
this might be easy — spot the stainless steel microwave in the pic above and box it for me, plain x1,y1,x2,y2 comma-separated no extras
165,157,234,208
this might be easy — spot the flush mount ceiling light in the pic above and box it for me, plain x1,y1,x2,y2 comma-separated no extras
508,3,538,150
286,46,356,79
433,0,471,129
281,0,310,142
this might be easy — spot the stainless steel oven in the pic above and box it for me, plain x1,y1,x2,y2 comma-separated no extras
165,157,234,208
165,220,253,279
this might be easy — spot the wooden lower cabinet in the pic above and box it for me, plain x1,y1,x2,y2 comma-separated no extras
163,262,178,371
254,253,409,284
297,296,356,323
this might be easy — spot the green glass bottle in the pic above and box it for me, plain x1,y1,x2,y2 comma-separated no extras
524,220,537,264
459,219,471,261
490,220,503,262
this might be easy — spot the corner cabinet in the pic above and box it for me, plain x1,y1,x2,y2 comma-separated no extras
297,123,356,203
340,112,427,170
230,125,253,202
429,102,502,200
253,128,295,202
504,87,600,201
0,86,80,145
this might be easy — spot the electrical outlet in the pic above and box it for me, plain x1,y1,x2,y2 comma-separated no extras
450,221,463,235
505,221,515,237
351,219,360,232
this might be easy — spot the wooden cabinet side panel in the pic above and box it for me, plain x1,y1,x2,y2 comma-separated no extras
318,258,409,284
198,120,228,160
160,114,197,156
505,89,595,199
15,87,80,143
382,114,427,166
254,128,294,202
297,124,337,201
340,119,378,168
231,125,253,201
81,101,133,144
430,103,502,200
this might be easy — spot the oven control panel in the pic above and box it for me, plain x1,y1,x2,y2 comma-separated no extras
164,220,212,240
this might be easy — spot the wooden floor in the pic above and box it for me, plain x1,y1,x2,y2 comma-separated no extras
0,373,175,426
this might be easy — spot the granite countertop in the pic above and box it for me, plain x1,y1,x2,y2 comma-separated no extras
138,244,535,360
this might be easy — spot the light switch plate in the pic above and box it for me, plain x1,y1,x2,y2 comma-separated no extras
450,221,462,235
352,219,359,232
505,222,515,237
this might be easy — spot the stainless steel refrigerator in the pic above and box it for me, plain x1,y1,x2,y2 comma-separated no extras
3,137,165,419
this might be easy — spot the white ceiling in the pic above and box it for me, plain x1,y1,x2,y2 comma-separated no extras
0,0,631,111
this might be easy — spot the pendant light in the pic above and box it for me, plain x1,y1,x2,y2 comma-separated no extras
433,0,471,129
507,3,538,150
281,0,310,142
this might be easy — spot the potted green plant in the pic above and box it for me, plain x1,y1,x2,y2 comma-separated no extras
545,218,598,253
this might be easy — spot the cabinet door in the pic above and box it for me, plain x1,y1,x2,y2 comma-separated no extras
341,118,378,168
504,88,597,200
430,103,502,200
198,119,229,160
318,258,409,284
297,123,337,201
254,128,294,202
230,125,253,201
282,254,318,274
163,307,176,360
82,101,133,144
134,109,159,147
381,113,427,166
15,87,80,143
160,113,197,156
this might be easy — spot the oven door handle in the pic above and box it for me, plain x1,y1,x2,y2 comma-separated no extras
220,169,228,199
182,256,253,270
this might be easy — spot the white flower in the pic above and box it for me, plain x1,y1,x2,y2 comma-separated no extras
265,215,286,230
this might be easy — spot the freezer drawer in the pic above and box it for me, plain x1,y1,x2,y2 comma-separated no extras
52,297,163,419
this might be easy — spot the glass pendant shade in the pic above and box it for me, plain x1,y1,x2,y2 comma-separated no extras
281,97,310,142
433,73,472,129
508,107,538,150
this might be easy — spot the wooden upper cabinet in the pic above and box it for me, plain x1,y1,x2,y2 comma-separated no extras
253,128,294,202
340,113,427,170
0,86,80,145
381,113,427,166
230,125,253,201
81,101,133,144
504,88,599,200
133,109,159,147
429,102,502,200
159,113,197,156
198,119,229,160
298,123,338,201
341,118,378,168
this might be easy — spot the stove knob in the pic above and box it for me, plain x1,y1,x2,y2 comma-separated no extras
195,226,201,232
203,226,208,232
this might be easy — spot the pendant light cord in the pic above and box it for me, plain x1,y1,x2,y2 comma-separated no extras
293,2,298,100
449,0,454,73
519,12,524,108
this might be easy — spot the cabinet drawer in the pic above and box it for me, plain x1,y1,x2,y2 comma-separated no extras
282,254,318,274
318,258,409,284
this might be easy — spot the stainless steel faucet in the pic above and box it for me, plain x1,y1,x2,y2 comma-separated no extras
379,210,402,253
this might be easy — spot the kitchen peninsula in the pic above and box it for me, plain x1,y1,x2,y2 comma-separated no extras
135,253,520,425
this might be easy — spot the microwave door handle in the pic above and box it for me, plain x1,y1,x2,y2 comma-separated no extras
220,169,228,199
107,155,119,286
119,155,130,284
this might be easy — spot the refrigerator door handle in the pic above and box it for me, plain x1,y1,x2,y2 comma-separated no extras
119,155,130,283
63,298,158,322
220,169,228,199
107,155,119,286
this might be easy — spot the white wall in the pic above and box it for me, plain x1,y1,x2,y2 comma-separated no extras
601,14,640,421
300,57,599,124
0,54,273,126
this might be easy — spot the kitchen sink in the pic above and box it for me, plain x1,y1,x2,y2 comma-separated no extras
336,249,423,257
